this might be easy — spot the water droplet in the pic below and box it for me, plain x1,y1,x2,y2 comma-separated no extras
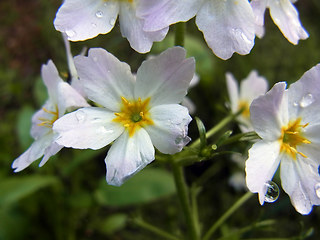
65,30,76,38
109,18,116,26
300,93,314,108
99,126,113,134
293,101,298,107
230,28,252,45
315,183,320,198
91,23,97,28
95,11,104,18
75,110,86,123
263,181,280,203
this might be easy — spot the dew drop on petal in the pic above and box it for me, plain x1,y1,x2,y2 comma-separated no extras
293,101,298,107
299,93,314,108
95,11,104,18
315,183,320,198
65,30,76,38
263,181,280,203
99,126,114,134
75,110,86,123
91,23,97,28
109,18,116,26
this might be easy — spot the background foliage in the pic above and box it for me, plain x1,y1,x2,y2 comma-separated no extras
0,0,320,239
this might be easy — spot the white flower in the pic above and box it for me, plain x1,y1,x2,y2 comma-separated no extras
53,47,194,186
246,64,320,214
226,70,268,132
251,0,308,44
54,0,168,53
137,0,256,59
12,61,89,172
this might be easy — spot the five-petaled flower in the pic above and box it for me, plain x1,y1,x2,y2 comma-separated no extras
12,60,89,172
53,47,194,186
246,64,320,214
54,0,168,53
226,70,268,132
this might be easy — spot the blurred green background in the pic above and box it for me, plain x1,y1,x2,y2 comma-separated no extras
1,0,320,239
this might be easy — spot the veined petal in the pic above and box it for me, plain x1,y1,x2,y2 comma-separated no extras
226,72,239,114
280,154,320,214
136,0,200,32
250,82,287,140
135,47,195,106
145,104,191,154
196,0,255,60
245,140,281,205
53,107,123,150
12,133,53,172
105,128,155,186
268,0,308,44
119,2,169,53
54,0,119,41
75,48,135,112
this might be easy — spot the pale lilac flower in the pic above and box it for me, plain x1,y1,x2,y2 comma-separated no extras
12,61,89,172
54,0,168,53
246,64,320,214
53,47,194,186
226,70,268,133
251,0,308,44
137,0,256,59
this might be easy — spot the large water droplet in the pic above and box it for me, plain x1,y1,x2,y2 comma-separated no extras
299,93,314,108
109,18,116,26
75,110,86,123
315,183,320,198
263,181,280,203
65,30,76,38
95,11,104,18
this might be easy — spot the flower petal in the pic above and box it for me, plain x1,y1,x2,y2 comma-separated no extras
41,60,62,104
280,154,320,214
268,0,308,44
54,0,119,41
74,48,135,111
226,72,239,113
136,0,200,32
39,142,63,167
135,47,195,106
250,0,268,38
245,140,281,205
53,107,123,150
12,133,53,172
145,104,191,154
196,0,255,59
250,82,287,140
105,128,155,186
119,2,169,53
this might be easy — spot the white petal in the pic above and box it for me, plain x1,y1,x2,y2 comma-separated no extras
245,140,281,205
105,128,155,186
136,0,200,32
119,2,169,53
39,142,63,167
181,97,196,115
145,104,191,154
12,133,53,172
53,107,123,150
268,0,308,44
226,72,239,114
74,48,135,111
41,60,62,104
250,82,287,140
135,47,195,106
250,0,268,38
280,154,320,214
54,0,119,41
196,0,255,60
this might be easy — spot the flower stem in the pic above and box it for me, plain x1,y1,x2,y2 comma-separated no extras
203,191,253,240
171,161,200,240
175,22,186,47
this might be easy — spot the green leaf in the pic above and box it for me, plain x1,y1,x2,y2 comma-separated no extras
16,105,34,150
98,214,128,235
0,175,58,206
95,168,175,207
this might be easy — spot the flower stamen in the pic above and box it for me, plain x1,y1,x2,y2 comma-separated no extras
37,106,59,128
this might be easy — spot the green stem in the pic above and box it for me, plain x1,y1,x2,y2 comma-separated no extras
133,217,181,240
171,161,199,240
202,191,253,240
175,22,186,47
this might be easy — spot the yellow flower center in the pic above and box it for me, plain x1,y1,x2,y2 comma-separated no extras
279,118,311,160
113,97,153,137
38,106,59,128
238,100,250,118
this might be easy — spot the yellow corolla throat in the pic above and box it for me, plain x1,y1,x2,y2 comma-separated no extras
113,96,154,137
279,118,311,160
238,100,250,119
38,106,59,128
